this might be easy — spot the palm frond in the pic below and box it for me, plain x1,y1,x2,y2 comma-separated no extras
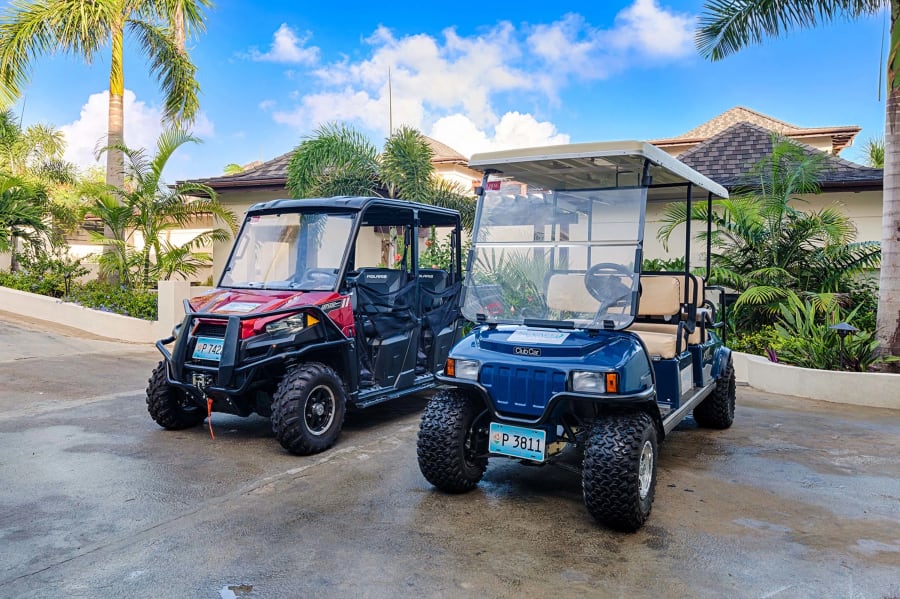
128,19,200,124
381,126,434,202
734,285,790,308
286,122,380,199
697,0,883,61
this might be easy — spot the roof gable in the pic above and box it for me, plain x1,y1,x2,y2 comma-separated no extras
652,106,860,154
681,106,798,138
677,122,882,190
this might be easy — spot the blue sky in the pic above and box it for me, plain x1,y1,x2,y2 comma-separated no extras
9,0,887,182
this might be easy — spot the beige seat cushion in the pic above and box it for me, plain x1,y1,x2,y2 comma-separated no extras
630,330,678,359
629,321,702,345
637,276,682,316
546,273,599,313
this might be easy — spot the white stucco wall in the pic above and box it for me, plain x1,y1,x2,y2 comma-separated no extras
435,163,481,191
643,189,883,265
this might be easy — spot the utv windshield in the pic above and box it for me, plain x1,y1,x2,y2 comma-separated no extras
220,211,355,291
463,181,645,329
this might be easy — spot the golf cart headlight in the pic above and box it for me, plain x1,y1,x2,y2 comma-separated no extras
447,358,480,381
572,371,614,393
171,323,183,339
266,313,319,336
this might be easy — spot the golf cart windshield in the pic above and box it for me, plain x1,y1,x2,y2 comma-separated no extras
220,210,355,291
463,180,645,329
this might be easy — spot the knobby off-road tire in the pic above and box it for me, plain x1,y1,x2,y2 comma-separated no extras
271,362,347,455
146,361,205,430
583,413,658,532
417,389,488,493
693,355,736,429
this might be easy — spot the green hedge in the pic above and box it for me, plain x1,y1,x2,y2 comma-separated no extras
1,269,157,321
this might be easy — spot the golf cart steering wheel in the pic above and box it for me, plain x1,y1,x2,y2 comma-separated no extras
584,262,635,312
294,268,338,289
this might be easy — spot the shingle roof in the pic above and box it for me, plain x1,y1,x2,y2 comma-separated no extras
426,137,467,164
184,136,466,191
652,106,861,154
677,122,882,190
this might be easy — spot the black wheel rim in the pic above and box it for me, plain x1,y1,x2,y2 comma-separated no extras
304,384,336,436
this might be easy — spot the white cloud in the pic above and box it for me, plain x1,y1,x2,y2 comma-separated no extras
247,23,320,64
527,2,695,79
258,99,276,111
429,112,570,158
60,89,215,173
284,23,528,134
267,1,695,153
608,0,696,57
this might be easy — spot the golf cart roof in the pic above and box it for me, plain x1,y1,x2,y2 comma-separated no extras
246,196,461,227
469,141,728,201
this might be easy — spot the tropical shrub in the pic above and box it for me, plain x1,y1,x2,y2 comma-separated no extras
642,256,686,271
68,280,157,320
91,128,237,290
0,248,88,297
658,136,880,332
728,325,784,358
772,292,879,372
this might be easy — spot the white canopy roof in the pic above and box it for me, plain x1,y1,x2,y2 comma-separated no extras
469,141,728,200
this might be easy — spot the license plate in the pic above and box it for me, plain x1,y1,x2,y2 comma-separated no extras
192,336,224,361
489,422,546,462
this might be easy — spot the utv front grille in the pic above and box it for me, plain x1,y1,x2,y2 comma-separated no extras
194,321,227,338
480,364,566,418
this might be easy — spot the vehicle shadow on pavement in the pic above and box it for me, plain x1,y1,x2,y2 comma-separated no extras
152,393,430,447
342,393,430,431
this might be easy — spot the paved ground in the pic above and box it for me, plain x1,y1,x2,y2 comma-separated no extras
0,312,898,599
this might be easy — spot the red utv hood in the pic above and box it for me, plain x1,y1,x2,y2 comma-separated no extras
187,287,355,339
188,288,340,315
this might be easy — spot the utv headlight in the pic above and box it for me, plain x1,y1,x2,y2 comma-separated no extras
572,371,618,394
446,358,480,381
265,313,319,336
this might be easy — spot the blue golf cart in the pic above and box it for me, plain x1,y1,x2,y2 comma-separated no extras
416,141,735,531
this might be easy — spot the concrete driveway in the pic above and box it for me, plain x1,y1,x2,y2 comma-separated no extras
0,312,898,599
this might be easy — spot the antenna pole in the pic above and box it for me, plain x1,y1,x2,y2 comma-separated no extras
388,67,393,135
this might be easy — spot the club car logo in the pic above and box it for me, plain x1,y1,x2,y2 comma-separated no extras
514,346,541,357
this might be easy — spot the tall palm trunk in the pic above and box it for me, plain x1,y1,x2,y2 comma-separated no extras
876,1,900,363
102,18,126,284
106,19,125,191
175,0,185,52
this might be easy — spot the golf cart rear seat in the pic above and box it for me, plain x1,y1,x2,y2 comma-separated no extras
628,275,694,359
545,273,699,359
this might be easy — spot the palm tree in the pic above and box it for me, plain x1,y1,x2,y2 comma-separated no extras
0,173,50,271
0,0,212,192
864,136,885,168
0,109,72,181
94,127,237,289
286,123,476,230
696,0,897,358
659,137,881,328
